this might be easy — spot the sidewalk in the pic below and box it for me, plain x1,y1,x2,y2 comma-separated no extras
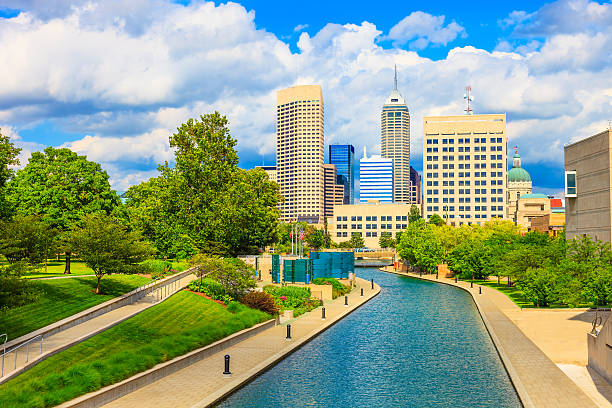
384,268,598,408
92,278,380,408
1,273,196,383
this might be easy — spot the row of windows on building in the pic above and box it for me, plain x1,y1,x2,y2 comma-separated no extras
426,188,505,195
337,231,393,238
426,171,505,178
425,137,504,144
426,155,505,161
427,197,505,203
336,215,408,222
426,163,504,169
426,146,503,153
426,181,502,187
336,223,408,230
426,205,505,212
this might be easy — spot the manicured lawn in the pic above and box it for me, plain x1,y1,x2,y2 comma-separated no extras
0,291,270,408
19,259,190,279
0,275,151,341
469,280,533,308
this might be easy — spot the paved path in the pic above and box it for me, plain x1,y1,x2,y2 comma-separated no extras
385,269,595,408
100,278,380,408
1,273,196,382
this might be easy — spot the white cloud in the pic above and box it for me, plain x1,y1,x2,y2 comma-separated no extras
293,23,308,32
0,1,611,191
387,11,466,49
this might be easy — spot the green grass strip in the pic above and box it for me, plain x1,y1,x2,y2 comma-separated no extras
0,291,270,408
0,275,151,341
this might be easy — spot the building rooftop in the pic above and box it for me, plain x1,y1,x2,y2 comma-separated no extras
520,193,548,199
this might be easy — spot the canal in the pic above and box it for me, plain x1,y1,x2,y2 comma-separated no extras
218,268,522,407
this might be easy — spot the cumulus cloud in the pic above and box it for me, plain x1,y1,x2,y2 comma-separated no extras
387,11,466,49
293,23,308,32
0,0,611,192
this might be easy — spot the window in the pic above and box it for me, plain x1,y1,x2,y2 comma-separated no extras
565,171,577,197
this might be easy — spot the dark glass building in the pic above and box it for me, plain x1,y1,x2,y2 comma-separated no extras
328,144,355,204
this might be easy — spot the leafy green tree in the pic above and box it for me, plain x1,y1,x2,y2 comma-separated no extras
0,215,58,265
397,219,443,273
0,129,21,219
348,232,365,248
126,113,281,257
408,204,421,223
0,262,40,311
428,213,445,226
516,267,559,307
306,229,325,250
207,258,256,299
582,268,612,306
67,213,154,294
379,232,395,248
7,147,120,273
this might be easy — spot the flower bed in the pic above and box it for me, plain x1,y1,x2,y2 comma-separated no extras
263,285,322,317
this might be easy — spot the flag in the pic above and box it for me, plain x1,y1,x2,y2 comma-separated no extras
299,231,304,240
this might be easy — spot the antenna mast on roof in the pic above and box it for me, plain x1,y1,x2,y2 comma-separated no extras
464,85,473,115
394,64,398,91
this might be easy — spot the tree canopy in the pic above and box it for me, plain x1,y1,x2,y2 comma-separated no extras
0,129,22,219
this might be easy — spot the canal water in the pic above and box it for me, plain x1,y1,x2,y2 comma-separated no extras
218,268,522,407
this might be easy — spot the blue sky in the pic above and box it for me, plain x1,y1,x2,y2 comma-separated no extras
1,0,611,195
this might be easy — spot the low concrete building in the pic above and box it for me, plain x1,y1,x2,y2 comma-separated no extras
564,129,612,242
531,213,565,236
329,201,412,248
516,193,551,231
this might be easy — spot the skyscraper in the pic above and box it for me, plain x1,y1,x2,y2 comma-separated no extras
381,66,411,203
328,144,355,204
410,166,422,205
276,85,325,223
422,114,508,225
359,148,394,203
323,164,344,218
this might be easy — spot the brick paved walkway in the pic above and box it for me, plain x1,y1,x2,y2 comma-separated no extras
1,273,195,383
386,269,595,408
98,278,380,408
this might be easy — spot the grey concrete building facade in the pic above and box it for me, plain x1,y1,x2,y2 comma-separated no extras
564,129,612,242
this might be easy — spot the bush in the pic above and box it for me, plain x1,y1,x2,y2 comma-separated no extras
263,285,322,317
240,291,279,315
312,277,350,299
0,262,41,311
187,278,233,304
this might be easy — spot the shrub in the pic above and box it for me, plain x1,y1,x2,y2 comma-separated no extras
187,278,234,303
312,277,350,299
263,285,322,317
241,291,279,315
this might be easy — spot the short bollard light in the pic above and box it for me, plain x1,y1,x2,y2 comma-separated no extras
360,288,364,297
436,273,439,280
344,295,348,306
371,278,374,289
455,276,458,283
470,281,474,288
223,354,231,377
479,286,482,295
286,324,292,341
322,307,326,320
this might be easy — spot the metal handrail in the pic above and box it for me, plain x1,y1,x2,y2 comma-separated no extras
1,334,43,377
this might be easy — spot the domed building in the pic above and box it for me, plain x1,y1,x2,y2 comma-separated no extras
507,149,532,223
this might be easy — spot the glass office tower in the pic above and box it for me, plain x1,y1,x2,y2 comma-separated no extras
329,144,355,204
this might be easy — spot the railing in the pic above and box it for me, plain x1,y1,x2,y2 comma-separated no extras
1,333,6,377
1,334,43,377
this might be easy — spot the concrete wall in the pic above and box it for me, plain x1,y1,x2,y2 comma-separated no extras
588,314,612,385
565,130,612,242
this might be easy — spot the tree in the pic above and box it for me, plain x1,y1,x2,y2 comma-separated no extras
379,232,395,249
428,213,444,226
516,267,559,307
67,213,154,294
306,229,325,250
408,204,421,223
7,147,120,273
0,215,58,265
396,219,444,273
348,232,365,248
0,262,40,311
126,113,281,257
0,129,21,219
207,258,256,299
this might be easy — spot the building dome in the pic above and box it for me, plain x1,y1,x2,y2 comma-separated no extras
508,151,531,183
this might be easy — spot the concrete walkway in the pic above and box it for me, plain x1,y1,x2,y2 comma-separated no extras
1,273,196,383
385,269,595,408
97,278,380,408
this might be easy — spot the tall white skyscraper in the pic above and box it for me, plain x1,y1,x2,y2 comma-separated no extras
359,148,394,202
381,66,411,203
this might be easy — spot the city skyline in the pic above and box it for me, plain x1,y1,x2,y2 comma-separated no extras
1,0,611,197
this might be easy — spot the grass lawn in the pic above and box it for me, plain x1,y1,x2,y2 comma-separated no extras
0,291,270,408
18,259,190,279
0,275,151,341
469,279,533,308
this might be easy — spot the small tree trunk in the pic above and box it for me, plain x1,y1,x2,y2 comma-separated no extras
96,274,102,294
198,274,203,292
57,252,61,262
64,252,71,274
497,275,500,285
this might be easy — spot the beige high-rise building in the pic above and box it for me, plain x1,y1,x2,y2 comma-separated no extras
381,67,411,203
422,114,508,225
255,165,278,184
564,129,612,242
276,85,325,223
323,164,344,219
